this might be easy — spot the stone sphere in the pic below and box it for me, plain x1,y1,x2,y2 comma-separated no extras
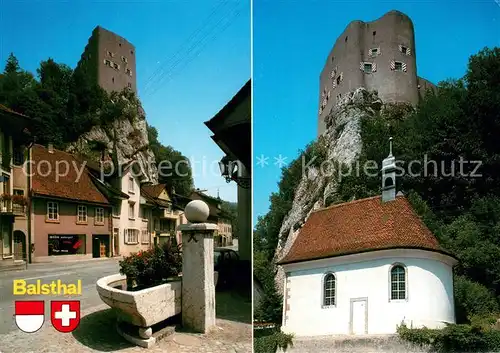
184,200,209,223
138,327,152,339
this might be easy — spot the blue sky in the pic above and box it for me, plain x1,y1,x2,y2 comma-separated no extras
253,0,500,225
0,0,250,203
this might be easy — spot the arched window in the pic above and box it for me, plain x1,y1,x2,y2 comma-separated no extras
390,264,406,300
323,273,336,306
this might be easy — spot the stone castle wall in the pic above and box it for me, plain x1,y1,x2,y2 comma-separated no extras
318,10,435,135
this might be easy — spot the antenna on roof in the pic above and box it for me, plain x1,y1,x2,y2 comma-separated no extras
388,136,393,157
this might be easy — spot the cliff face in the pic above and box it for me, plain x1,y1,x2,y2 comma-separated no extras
274,87,383,291
66,96,158,184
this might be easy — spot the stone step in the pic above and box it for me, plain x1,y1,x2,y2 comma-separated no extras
0,260,27,273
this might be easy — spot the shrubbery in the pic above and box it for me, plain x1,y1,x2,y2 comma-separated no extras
254,328,294,353
398,320,500,352
119,242,182,290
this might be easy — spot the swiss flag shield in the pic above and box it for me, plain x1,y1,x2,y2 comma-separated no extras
50,301,80,333
15,300,45,333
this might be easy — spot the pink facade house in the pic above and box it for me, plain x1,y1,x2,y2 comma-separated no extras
30,144,112,262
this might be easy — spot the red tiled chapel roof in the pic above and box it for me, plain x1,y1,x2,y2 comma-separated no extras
278,195,455,265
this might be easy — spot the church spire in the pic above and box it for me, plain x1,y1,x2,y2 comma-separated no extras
381,137,396,202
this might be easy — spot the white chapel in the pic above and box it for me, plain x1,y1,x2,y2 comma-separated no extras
277,139,458,336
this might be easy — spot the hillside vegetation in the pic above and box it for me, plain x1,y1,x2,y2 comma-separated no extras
254,47,500,352
0,53,193,195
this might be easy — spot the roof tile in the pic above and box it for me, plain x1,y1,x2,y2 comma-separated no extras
279,195,451,264
31,144,109,205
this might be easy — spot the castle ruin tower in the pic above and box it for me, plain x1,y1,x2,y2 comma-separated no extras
77,26,137,94
317,10,436,136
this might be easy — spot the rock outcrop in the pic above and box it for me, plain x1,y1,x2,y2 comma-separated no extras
66,96,158,184
273,87,384,292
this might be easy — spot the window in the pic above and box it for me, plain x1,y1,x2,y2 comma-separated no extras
125,229,138,244
130,50,134,55
112,204,121,217
126,68,133,77
47,202,59,221
112,77,115,83
107,51,112,57
128,177,134,193
95,207,105,224
77,205,87,223
13,146,24,166
104,59,112,66
370,47,379,56
141,230,149,244
127,83,132,89
390,264,406,300
394,61,403,71
12,189,25,214
364,63,373,73
331,56,334,63
48,235,86,255
400,45,408,54
336,75,341,85
323,273,336,306
373,31,376,36
128,202,135,219
121,56,128,63
113,62,120,70
345,36,348,42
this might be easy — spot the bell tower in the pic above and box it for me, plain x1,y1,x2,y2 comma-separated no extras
381,137,396,202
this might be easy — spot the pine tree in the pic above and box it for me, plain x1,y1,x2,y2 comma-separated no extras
4,53,20,74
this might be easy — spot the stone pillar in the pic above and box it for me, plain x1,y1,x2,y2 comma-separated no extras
179,200,217,333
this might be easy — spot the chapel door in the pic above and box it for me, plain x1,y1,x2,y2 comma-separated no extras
351,298,368,335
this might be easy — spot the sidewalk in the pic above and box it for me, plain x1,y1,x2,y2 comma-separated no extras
0,303,252,353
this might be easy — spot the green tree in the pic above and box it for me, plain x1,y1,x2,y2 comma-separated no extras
147,125,194,196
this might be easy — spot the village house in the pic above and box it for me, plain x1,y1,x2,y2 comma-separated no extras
141,184,186,247
277,142,458,336
0,105,34,270
106,162,153,257
30,144,112,262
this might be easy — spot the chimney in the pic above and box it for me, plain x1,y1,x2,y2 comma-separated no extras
48,143,54,154
381,137,396,202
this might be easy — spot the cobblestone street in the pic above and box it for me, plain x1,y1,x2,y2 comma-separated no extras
0,304,252,353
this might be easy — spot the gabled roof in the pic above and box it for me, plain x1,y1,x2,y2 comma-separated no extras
31,144,109,205
142,184,168,199
278,195,455,265
88,173,129,201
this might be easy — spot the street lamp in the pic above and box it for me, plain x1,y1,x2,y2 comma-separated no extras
218,156,250,189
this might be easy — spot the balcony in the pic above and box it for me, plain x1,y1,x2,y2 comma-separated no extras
162,207,178,219
0,196,28,215
0,199,12,214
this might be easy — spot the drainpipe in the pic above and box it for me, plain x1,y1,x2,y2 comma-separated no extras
26,143,32,264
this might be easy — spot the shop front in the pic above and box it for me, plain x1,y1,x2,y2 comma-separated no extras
48,234,86,256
